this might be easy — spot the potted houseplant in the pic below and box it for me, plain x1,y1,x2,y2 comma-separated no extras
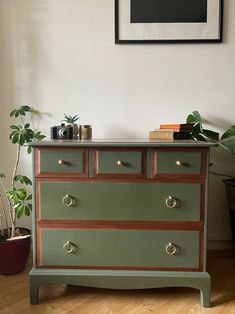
0,105,45,275
61,114,80,139
186,111,235,245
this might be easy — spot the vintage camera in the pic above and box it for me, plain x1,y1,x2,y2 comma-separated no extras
50,124,73,140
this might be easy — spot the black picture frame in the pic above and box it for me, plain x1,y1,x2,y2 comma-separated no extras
115,0,223,44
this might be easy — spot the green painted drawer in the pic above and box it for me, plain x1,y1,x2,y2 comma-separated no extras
151,149,204,177
39,229,200,269
38,181,201,221
35,148,88,177
93,148,146,177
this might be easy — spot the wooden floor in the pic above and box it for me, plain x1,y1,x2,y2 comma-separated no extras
1,254,235,314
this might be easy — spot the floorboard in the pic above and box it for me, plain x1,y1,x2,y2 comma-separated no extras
1,253,235,313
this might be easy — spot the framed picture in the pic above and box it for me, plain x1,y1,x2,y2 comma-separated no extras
115,0,223,43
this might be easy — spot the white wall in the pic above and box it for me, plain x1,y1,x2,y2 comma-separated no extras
0,0,235,245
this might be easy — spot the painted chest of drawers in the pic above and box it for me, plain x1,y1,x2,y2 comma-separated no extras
29,139,214,307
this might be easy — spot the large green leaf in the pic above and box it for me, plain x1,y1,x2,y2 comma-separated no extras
32,131,46,141
10,106,30,118
29,107,41,116
14,175,32,186
10,125,20,130
16,189,27,200
221,137,235,154
7,188,32,218
221,126,235,140
9,126,35,146
12,191,32,218
186,111,202,124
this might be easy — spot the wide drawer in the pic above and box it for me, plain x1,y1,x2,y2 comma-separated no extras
37,181,202,222
151,148,206,178
35,147,88,177
38,229,200,270
93,148,146,178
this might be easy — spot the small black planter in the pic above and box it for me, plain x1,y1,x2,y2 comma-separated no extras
223,179,235,246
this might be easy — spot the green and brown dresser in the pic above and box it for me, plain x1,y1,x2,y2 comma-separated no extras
29,139,214,307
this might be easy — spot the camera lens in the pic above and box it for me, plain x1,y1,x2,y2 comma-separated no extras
59,128,68,138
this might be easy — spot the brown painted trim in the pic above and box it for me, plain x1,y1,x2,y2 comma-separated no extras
37,221,203,230
201,148,207,178
92,147,147,179
149,173,205,180
150,147,206,179
35,177,204,184
35,181,41,222
35,147,89,178
34,148,40,177
36,225,42,268
37,265,201,272
200,183,205,223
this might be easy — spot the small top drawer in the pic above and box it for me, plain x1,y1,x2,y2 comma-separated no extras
151,148,206,178
35,147,88,177
93,148,146,178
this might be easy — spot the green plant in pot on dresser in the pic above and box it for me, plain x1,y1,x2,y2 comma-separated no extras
0,106,45,275
186,111,235,245
61,114,80,139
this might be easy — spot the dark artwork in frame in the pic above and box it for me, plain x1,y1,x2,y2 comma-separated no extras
115,0,223,43
130,0,207,24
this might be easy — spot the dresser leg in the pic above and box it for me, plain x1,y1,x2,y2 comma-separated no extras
29,280,39,305
200,284,211,308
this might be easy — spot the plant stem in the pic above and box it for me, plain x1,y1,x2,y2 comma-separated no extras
0,194,9,231
12,144,21,189
9,143,21,237
20,115,25,125
0,179,12,237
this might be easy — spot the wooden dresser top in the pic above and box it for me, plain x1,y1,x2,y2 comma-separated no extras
30,139,216,148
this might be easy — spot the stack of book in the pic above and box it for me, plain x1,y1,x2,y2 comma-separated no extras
149,123,194,140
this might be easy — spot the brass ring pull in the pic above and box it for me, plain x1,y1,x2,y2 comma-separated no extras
63,241,76,254
176,160,183,167
62,194,73,207
117,160,124,166
165,242,178,255
165,196,178,208
58,159,65,165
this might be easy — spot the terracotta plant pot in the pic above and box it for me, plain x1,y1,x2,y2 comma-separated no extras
0,228,31,275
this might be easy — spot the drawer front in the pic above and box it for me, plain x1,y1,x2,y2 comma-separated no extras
35,148,88,177
151,149,205,177
38,181,201,222
93,148,146,178
39,229,200,270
